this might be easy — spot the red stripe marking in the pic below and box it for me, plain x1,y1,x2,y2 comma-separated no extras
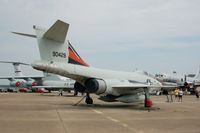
68,48,89,67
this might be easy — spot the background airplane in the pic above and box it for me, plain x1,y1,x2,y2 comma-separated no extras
0,61,39,92
155,66,200,94
16,20,162,108
0,60,75,93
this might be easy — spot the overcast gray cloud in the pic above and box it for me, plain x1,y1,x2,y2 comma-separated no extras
0,0,200,83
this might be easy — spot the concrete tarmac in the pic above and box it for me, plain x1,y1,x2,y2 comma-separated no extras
0,92,200,133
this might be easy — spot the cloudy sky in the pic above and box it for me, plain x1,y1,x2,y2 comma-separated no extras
0,0,200,83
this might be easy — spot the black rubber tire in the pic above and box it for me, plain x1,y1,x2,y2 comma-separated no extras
85,97,93,104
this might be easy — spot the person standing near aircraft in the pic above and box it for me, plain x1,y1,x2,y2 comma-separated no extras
174,88,179,101
195,89,199,101
169,90,173,102
58,89,63,96
163,89,169,102
178,89,183,102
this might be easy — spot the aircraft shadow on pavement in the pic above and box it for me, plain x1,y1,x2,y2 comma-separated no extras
76,103,160,111
39,94,160,111
38,93,79,97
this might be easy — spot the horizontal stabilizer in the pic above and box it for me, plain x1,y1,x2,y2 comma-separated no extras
0,61,30,66
12,32,36,38
43,20,69,43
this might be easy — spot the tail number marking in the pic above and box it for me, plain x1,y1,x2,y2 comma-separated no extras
52,51,66,58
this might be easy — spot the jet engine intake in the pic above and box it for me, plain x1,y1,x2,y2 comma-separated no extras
31,82,38,86
26,81,38,87
10,81,21,87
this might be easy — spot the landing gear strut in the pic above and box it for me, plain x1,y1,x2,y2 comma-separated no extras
144,88,152,108
85,93,93,104
74,90,78,96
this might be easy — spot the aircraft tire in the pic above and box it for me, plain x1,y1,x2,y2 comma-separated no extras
85,97,93,104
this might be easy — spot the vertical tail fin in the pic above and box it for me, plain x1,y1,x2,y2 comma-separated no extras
12,20,89,81
34,20,69,63
12,20,89,67
0,61,29,76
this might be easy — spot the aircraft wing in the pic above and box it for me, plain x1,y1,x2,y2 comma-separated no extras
0,76,43,81
112,83,158,95
0,77,15,81
32,86,73,89
32,85,73,91
161,85,178,88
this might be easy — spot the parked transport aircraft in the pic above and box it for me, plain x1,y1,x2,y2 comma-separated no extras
0,61,74,93
0,61,39,92
15,20,162,107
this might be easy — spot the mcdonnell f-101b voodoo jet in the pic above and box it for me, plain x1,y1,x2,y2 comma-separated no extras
14,20,163,108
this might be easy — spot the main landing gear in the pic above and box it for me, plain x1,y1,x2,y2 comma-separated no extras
73,93,93,106
85,93,93,104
